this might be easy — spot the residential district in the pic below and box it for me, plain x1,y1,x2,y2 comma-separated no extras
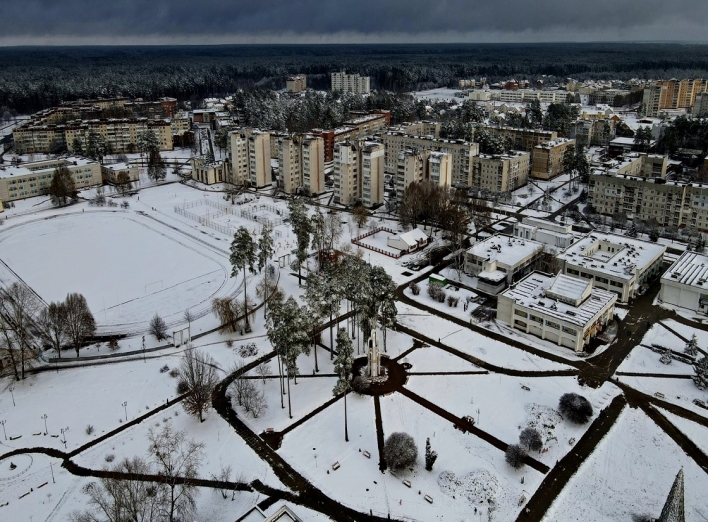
1,71,707,522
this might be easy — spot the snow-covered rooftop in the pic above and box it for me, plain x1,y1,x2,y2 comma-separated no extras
557,233,666,281
0,156,97,179
397,228,428,247
502,272,616,327
467,235,544,267
661,251,708,288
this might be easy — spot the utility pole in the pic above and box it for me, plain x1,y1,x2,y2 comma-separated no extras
122,401,128,423
42,414,48,435
0,420,6,440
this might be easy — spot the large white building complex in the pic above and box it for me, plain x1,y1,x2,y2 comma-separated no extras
464,235,545,294
512,217,576,252
331,71,371,94
555,233,666,303
660,251,708,314
497,272,617,352
0,157,101,202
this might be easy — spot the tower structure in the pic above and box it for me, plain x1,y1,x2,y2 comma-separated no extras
658,469,685,522
367,330,381,378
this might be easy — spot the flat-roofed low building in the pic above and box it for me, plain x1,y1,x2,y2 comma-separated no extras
191,158,227,185
464,235,545,294
531,138,575,180
659,251,708,314
0,156,101,202
555,233,666,303
497,272,617,352
512,217,576,252
101,162,139,184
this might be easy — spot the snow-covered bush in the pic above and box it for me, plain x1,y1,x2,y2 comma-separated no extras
238,342,258,358
519,427,542,452
504,444,527,469
383,432,418,471
149,314,167,341
85,424,95,435
409,282,420,295
558,393,593,424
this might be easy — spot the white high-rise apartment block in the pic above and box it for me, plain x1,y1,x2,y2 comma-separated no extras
331,71,371,94
277,135,326,195
228,129,271,188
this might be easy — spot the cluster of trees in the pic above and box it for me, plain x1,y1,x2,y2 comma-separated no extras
657,116,708,156
71,424,206,522
1,285,96,380
49,166,78,207
4,44,708,113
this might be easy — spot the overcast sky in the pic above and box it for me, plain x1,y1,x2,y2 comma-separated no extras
1,0,707,45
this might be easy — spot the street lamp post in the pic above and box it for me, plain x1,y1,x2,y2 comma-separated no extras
122,402,128,423
0,419,6,440
9,386,15,406
41,414,48,435
61,427,69,449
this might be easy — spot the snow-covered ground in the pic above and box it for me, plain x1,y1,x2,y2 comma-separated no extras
543,408,708,522
616,375,708,420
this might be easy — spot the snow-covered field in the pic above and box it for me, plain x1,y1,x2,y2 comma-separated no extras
0,211,237,332
544,408,708,522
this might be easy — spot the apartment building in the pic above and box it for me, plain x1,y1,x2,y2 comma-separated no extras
276,135,325,195
392,121,441,138
331,71,371,94
486,126,558,152
0,157,101,202
470,151,530,192
496,89,570,104
311,111,389,161
694,92,708,117
382,131,478,186
333,140,385,207
643,79,708,117
497,272,617,353
333,142,359,206
395,149,452,200
286,75,307,93
360,142,386,207
555,233,666,303
248,131,271,188
229,131,250,185
531,138,575,180
567,119,614,147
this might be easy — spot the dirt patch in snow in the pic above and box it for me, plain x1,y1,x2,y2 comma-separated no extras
438,469,499,506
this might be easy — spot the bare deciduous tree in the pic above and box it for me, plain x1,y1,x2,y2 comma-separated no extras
147,424,204,522
255,361,272,383
64,292,96,357
0,283,42,379
178,346,219,422
38,301,68,358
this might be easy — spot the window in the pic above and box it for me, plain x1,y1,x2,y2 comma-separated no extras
562,326,577,335
514,319,527,328
545,320,560,329
514,309,528,318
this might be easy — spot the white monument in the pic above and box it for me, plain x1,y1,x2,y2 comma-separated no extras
367,330,381,378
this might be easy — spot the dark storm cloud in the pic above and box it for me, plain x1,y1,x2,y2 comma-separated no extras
1,0,707,43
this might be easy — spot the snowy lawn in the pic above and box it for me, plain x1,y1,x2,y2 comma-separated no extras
402,345,483,373
616,375,708,420
0,357,186,453
656,407,708,456
615,345,695,375
405,375,620,467
543,408,708,522
396,302,574,372
636,322,687,352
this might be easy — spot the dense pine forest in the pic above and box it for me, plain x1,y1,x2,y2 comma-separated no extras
2,43,708,114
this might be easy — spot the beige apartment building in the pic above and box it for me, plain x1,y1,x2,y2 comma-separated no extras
331,71,370,94
286,75,307,93
643,79,708,117
531,138,575,180
278,135,325,195
382,131,478,186
396,149,451,200
228,129,272,188
486,126,558,151
0,157,101,202
470,151,530,192
587,155,708,231
333,140,385,207
14,118,172,155
101,162,139,184
248,131,271,188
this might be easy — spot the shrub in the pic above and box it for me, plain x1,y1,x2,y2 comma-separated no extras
351,376,370,394
505,444,527,469
226,339,234,348
176,380,190,395
558,393,593,424
383,432,418,471
168,368,180,378
409,282,420,295
108,338,119,351
149,314,167,341
519,427,543,452
238,342,258,358
105,454,115,463
85,424,95,435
